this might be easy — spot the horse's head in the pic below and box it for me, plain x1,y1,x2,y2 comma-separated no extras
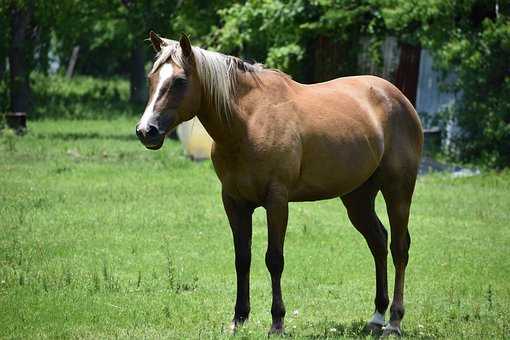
136,32,201,150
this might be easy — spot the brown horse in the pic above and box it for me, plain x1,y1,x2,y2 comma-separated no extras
136,32,423,336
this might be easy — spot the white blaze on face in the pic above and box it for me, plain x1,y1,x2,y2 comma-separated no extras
138,63,174,131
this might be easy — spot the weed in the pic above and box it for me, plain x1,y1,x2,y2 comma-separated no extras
136,270,142,289
1,127,17,152
487,284,494,311
91,271,101,293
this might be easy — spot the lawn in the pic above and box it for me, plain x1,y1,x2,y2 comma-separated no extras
1,118,509,339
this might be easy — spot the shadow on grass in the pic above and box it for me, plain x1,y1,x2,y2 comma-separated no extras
32,131,138,142
299,319,434,339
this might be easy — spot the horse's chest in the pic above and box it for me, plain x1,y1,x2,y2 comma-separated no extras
212,153,269,203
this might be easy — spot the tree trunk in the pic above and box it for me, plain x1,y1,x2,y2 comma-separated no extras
8,1,33,113
130,43,146,104
0,55,5,83
0,5,7,84
0,32,7,112
66,46,80,79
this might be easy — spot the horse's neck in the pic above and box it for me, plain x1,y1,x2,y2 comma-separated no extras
196,101,242,148
196,70,295,149
195,71,258,148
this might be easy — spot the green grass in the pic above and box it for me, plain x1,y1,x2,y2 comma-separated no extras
1,118,509,339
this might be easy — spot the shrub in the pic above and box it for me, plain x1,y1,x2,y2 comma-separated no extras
30,72,140,120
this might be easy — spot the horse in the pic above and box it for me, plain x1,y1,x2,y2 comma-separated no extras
136,32,423,337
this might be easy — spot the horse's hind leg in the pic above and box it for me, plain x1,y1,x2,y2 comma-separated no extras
380,170,418,336
341,176,389,333
264,183,289,335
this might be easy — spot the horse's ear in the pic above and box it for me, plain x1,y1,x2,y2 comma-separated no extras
149,30,164,52
179,33,194,61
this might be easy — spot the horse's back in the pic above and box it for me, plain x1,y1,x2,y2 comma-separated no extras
302,75,423,163
287,75,423,200
339,76,424,177
335,75,424,184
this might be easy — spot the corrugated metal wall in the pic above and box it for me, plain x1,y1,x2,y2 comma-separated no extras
415,49,459,128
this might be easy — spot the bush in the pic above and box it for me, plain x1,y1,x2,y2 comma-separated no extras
443,18,510,168
31,73,141,120
213,0,510,168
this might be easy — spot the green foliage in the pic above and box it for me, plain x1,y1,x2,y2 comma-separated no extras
444,18,510,168
48,0,171,76
2,0,508,166
377,0,510,167
1,119,510,337
171,0,235,45
0,127,17,152
31,72,135,119
213,0,510,167
212,0,375,78
212,0,307,73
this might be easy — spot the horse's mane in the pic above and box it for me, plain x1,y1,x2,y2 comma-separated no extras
150,41,266,123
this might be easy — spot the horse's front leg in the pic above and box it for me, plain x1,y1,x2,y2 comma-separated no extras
264,186,289,335
222,191,254,332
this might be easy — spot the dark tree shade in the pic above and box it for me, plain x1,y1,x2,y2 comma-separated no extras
130,42,146,104
8,0,34,113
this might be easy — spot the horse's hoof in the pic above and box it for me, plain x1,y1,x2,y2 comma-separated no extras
381,324,402,337
228,321,237,335
365,322,383,335
228,319,246,335
268,321,285,336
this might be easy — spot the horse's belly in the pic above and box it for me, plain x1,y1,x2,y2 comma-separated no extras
289,172,370,201
289,186,341,201
289,137,382,201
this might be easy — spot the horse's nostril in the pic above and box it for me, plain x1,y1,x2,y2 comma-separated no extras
147,125,159,138
135,126,144,139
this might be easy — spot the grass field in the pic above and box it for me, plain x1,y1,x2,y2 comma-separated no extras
1,118,509,339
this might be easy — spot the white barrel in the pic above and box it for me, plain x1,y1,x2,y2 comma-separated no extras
176,117,213,160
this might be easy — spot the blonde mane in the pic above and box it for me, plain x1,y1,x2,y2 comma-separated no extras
150,41,263,123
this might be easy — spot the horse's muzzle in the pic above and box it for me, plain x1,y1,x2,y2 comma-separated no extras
136,123,165,150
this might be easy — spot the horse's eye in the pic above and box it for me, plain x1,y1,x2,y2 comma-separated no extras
172,77,187,90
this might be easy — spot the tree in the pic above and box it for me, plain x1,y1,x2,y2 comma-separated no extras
212,0,510,167
51,0,177,104
2,0,88,114
211,0,379,82
377,0,510,167
119,0,236,103
119,0,173,104
0,3,9,112
7,0,34,113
